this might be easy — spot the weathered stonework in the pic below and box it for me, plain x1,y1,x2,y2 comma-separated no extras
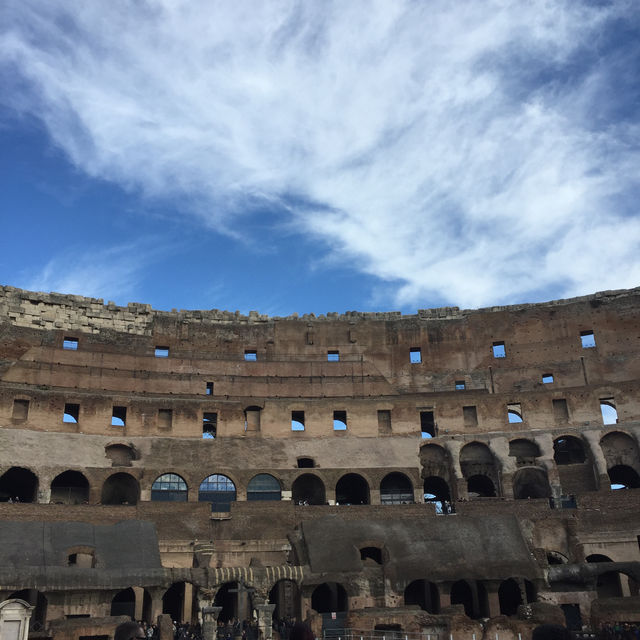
1,285,639,639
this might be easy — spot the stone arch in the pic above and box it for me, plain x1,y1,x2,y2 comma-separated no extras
50,470,89,504
292,473,325,505
423,476,452,514
403,579,440,613
214,582,239,622
601,431,640,488
247,473,282,501
380,472,414,504
0,467,38,503
460,442,499,497
420,444,449,477
553,436,586,465
311,582,348,613
546,551,569,565
101,472,139,505
198,474,236,512
512,467,552,499
450,580,473,617
508,439,541,466
151,473,188,501
336,473,369,505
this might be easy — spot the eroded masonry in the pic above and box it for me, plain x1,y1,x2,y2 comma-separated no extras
1,285,640,640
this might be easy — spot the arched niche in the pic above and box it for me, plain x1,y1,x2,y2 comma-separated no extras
268,579,301,622
311,582,348,613
508,439,541,466
553,436,586,465
608,465,640,490
105,443,136,467
512,467,552,499
403,579,440,614
460,442,499,496
247,474,282,501
101,472,139,505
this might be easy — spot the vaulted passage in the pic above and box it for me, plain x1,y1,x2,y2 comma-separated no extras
404,579,439,614
380,472,413,504
50,470,89,504
336,473,369,505
311,582,348,613
292,474,325,505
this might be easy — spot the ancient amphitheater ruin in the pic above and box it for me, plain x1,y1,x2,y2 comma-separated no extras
1,285,639,640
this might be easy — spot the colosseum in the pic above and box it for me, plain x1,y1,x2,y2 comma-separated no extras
1,284,639,640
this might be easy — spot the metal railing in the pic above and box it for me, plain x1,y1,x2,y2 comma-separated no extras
322,629,438,640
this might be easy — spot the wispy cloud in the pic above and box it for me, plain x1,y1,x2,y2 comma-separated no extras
19,243,159,304
2,1,639,307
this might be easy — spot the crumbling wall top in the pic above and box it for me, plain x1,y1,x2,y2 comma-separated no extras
1,284,638,336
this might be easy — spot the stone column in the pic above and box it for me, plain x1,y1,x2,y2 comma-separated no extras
201,606,222,640
255,603,276,640
133,586,145,621
485,583,501,618
534,433,562,497
444,441,466,500
583,430,610,490
183,583,193,623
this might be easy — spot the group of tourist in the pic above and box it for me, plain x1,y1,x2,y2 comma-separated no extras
216,617,260,640
597,622,640,640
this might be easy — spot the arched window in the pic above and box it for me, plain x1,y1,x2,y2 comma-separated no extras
151,473,188,502
247,474,281,501
199,474,236,512
512,468,551,500
380,472,413,504
460,442,498,496
608,465,640,489
336,473,369,505
508,439,541,466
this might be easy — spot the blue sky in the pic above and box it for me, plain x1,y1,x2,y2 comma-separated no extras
1,1,639,316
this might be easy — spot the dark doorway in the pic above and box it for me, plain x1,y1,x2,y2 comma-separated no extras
311,582,348,613
292,474,325,505
101,473,139,505
335,473,369,505
498,578,522,616
0,467,38,502
404,580,440,613
423,476,452,514
111,588,136,619
608,465,640,489
467,474,496,497
450,580,473,617
380,473,413,504
513,468,551,499
214,582,238,622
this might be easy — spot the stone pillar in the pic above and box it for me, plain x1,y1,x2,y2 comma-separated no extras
255,603,276,640
369,489,381,505
183,583,193,623
149,588,166,624
486,585,501,618
534,434,562,497
438,583,452,610
133,586,145,621
444,441,466,500
202,606,222,640
583,430,610,490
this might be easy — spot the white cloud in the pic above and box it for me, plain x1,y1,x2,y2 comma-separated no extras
1,0,639,307
20,243,157,304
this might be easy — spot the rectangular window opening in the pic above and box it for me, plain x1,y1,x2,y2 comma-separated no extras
420,410,435,438
327,350,340,362
244,349,257,361
111,406,127,427
12,399,29,420
292,410,305,431
206,381,214,395
507,402,523,423
455,380,466,390
158,408,172,429
463,405,478,428
600,398,618,425
542,373,554,384
410,347,422,364
580,330,596,348
552,398,569,423
203,412,217,439
492,341,506,358
333,410,347,431
155,346,169,358
63,403,80,424
377,409,392,434
63,337,79,350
